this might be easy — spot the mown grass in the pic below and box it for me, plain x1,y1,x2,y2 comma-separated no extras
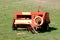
0,0,60,40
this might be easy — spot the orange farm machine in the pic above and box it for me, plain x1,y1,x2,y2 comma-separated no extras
12,12,50,33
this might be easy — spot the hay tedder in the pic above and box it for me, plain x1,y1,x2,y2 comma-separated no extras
12,11,50,33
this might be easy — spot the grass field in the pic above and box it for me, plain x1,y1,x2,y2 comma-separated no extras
0,0,60,40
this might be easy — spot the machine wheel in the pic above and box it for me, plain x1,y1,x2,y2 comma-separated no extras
12,19,17,30
12,24,17,30
41,23,49,31
12,27,17,30
46,24,50,31
45,24,49,31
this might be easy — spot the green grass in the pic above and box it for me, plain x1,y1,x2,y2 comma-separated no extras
0,0,60,40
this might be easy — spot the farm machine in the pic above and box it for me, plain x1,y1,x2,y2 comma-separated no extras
12,11,50,33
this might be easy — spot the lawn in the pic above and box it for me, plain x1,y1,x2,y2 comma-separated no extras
0,0,60,40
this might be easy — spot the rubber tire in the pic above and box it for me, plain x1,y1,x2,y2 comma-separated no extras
41,23,49,32
12,24,17,30
12,27,17,30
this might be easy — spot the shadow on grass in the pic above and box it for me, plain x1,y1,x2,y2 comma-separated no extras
37,27,57,33
16,27,57,33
